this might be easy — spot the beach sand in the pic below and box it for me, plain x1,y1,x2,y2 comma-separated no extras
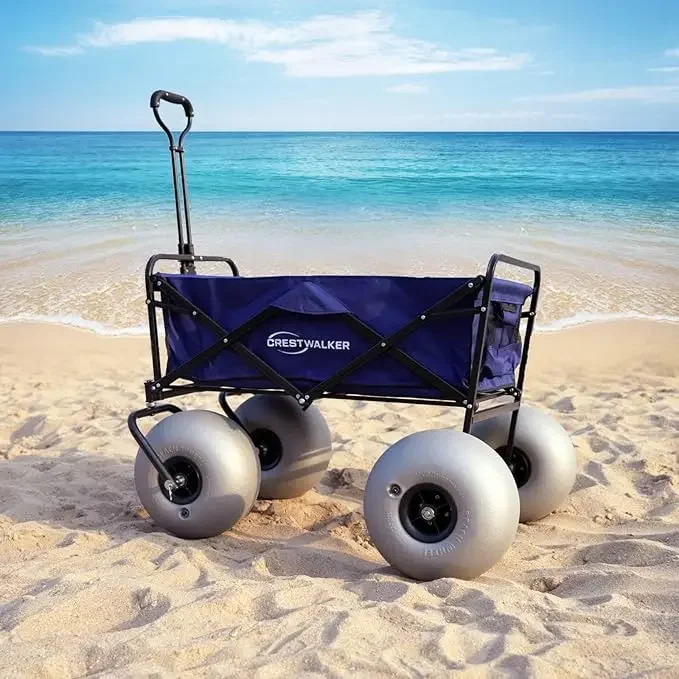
0,320,678,677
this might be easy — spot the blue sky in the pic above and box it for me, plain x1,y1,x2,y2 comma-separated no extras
4,0,679,130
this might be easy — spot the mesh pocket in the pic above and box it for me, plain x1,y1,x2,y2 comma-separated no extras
480,301,523,386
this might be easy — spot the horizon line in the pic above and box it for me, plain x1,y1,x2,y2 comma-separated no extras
2,129,679,134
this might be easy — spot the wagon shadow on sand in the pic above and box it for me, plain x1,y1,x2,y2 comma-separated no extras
0,447,390,582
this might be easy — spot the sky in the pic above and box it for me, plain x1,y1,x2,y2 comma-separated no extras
3,0,679,131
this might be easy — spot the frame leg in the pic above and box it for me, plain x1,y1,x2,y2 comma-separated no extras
128,403,183,487
218,391,245,429
463,406,474,432
464,397,522,462
503,407,520,461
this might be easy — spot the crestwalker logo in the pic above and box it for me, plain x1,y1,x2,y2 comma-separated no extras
267,331,351,355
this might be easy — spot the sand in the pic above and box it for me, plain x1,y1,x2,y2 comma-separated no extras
0,320,678,678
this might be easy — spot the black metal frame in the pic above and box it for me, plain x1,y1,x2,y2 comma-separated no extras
128,91,542,496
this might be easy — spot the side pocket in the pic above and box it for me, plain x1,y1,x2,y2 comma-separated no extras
479,301,523,384
490,301,520,346
483,341,522,378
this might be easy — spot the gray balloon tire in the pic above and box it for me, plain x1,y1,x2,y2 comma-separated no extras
471,405,576,523
235,394,332,500
134,409,261,539
363,429,520,581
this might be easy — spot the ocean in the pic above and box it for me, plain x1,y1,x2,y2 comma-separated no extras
1,131,678,334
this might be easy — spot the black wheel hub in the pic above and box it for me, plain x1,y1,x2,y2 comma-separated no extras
399,483,457,544
498,445,532,488
159,456,202,505
249,428,283,471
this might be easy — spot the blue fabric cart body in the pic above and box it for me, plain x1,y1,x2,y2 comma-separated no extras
159,273,533,399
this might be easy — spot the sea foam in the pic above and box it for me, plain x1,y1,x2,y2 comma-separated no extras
1,310,678,339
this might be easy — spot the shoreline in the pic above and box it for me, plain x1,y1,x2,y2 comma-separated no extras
0,311,678,339
2,317,678,381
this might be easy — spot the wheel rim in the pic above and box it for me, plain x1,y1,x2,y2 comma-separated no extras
399,483,457,544
250,428,283,471
498,446,532,488
158,456,202,505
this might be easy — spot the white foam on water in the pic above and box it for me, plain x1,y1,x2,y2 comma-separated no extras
0,314,152,337
1,310,678,338
535,311,679,333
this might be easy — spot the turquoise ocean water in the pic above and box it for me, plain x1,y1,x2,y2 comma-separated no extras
1,131,678,334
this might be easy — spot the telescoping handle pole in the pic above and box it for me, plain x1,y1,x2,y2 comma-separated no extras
150,90,196,274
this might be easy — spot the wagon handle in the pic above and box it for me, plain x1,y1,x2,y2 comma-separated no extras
150,90,194,118
150,90,194,150
150,90,195,273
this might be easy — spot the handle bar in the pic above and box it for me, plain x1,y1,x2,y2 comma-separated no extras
150,90,194,150
150,90,194,118
150,90,195,270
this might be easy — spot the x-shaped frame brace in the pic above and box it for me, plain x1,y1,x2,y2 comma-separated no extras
147,274,486,408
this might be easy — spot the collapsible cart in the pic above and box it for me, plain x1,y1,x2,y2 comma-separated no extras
128,91,576,580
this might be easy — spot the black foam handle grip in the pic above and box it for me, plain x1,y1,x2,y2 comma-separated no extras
150,90,194,117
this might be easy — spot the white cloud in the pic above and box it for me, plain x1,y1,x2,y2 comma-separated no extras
519,85,679,103
386,83,429,94
648,66,679,73
25,45,84,56
648,48,679,72
27,12,531,78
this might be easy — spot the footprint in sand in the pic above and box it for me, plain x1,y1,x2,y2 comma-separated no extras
424,579,456,599
587,434,611,454
261,546,374,580
580,539,678,567
647,501,679,518
552,397,576,413
346,580,409,603
583,460,610,486
633,470,674,497
604,620,637,636
572,472,598,492
576,594,613,606
529,576,562,593
6,415,61,454
323,467,368,492
593,392,623,400
11,415,47,442
116,587,171,630
598,413,621,429
5,582,170,641
467,635,506,664
320,611,350,646
449,589,497,618
614,440,637,455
